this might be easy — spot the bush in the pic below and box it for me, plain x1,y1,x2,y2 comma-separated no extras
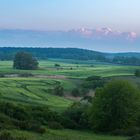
0,113,14,129
0,74,5,77
62,103,90,129
71,88,81,97
86,76,101,81
0,131,27,140
89,80,140,132
53,85,64,96
14,120,46,134
112,127,140,136
129,134,140,140
82,76,106,90
19,73,33,77
0,131,12,140
60,117,78,129
29,124,46,134
126,127,140,136
48,122,63,129
54,64,60,67
135,69,140,77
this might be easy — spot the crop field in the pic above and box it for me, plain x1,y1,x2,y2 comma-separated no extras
0,60,138,78
0,77,74,110
0,60,139,109
0,59,138,140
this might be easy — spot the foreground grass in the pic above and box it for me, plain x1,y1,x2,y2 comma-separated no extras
6,129,127,140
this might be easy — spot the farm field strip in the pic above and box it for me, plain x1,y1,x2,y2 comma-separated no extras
0,60,138,78
0,77,73,110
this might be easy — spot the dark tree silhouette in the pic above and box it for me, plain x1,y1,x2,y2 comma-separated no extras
13,52,38,70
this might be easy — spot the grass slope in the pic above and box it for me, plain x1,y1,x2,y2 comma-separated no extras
0,78,73,110
0,60,138,78
5,129,127,140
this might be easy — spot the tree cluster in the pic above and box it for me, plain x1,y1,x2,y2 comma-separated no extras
13,52,38,70
89,80,140,133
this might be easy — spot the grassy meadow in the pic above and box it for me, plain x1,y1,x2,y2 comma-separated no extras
0,78,73,110
3,129,127,140
0,60,138,78
0,59,138,140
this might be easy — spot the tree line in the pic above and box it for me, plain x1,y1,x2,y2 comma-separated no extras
1,47,140,65
0,47,106,61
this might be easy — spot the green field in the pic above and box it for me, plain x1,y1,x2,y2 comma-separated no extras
0,77,74,110
0,60,138,78
0,59,138,109
3,129,127,140
0,59,137,140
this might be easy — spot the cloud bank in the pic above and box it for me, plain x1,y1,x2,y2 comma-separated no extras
0,27,139,52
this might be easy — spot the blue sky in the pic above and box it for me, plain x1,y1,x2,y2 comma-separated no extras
0,0,140,33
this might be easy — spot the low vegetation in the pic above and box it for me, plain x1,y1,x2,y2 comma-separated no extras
0,53,140,140
89,80,140,134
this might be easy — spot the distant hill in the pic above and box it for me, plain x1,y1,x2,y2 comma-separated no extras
0,47,106,61
106,52,140,59
0,47,140,65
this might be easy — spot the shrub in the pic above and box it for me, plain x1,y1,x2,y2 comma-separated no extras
48,122,63,129
0,74,5,77
82,76,106,90
0,113,14,129
71,88,81,97
89,80,140,132
54,64,60,67
62,103,90,129
135,69,140,77
0,131,12,140
86,76,101,81
29,124,46,134
126,127,140,136
19,73,33,77
112,127,140,136
14,120,46,134
129,134,140,140
53,85,64,96
0,131,27,140
60,117,78,129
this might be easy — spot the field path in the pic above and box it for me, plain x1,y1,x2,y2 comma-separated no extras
3,74,67,80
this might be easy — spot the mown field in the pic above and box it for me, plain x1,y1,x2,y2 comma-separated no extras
0,60,138,78
0,59,137,140
0,77,75,111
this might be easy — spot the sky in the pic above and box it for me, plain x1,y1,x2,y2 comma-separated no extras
0,0,140,52
0,0,140,33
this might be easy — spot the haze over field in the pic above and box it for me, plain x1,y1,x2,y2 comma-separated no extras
0,0,140,52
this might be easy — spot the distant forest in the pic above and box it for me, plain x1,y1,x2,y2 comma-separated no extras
0,47,140,65
0,47,106,61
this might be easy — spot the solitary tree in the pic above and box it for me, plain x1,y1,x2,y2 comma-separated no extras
13,52,38,70
135,69,140,77
89,80,140,132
